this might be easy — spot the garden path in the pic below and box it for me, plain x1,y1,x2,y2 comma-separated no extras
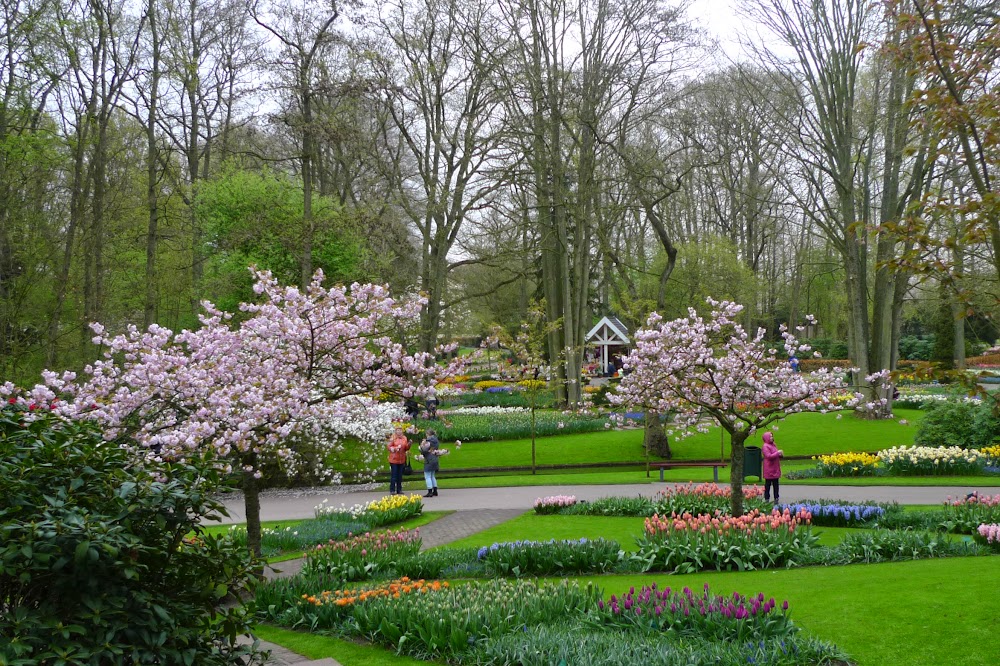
218,482,987,525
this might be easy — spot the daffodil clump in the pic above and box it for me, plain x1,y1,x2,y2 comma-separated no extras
981,444,1000,463
813,452,881,477
314,493,423,528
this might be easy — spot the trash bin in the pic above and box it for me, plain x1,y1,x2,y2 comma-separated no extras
743,446,762,481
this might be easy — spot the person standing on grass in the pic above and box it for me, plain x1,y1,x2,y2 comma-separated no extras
762,431,783,504
420,428,441,497
387,427,410,495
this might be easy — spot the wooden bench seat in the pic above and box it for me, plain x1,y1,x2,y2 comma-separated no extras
649,461,728,483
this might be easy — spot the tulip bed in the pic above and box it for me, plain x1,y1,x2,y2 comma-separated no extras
535,483,770,517
257,577,845,665
256,487,1000,665
302,528,421,580
879,445,985,475
476,537,623,576
634,509,818,573
594,583,795,643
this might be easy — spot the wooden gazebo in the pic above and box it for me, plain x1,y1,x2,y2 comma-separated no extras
585,315,631,376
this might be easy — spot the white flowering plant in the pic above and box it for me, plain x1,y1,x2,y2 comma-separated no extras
877,445,985,476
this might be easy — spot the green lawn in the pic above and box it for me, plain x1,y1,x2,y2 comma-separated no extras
253,626,427,666
441,514,649,552
426,409,923,471
575,557,1000,666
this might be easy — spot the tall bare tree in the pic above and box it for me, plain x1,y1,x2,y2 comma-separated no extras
250,0,340,288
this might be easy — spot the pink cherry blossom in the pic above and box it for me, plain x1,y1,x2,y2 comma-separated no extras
612,299,874,515
14,267,463,554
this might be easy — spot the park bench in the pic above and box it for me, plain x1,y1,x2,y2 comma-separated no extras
649,461,729,483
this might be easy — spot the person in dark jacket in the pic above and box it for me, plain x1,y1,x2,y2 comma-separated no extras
419,429,441,497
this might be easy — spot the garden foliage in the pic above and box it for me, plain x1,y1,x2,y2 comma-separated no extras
476,538,623,576
413,410,610,442
0,405,261,665
913,398,1000,449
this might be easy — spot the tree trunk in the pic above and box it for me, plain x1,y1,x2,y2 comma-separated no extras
144,0,161,328
952,244,966,370
728,429,748,517
300,75,314,288
643,412,671,458
243,467,262,559
530,402,537,475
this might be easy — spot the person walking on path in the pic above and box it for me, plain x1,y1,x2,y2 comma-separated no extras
762,432,783,504
387,427,410,495
420,428,442,497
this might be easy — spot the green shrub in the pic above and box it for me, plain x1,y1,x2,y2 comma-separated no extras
899,335,935,361
914,398,999,449
0,405,261,666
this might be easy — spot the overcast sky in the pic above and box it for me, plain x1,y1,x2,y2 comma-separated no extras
689,0,744,59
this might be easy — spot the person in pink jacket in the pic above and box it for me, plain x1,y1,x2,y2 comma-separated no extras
762,432,783,504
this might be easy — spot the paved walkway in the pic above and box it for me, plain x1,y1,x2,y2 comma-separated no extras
217,482,986,525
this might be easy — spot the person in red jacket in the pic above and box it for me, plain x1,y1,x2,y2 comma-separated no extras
762,431,783,504
387,427,410,495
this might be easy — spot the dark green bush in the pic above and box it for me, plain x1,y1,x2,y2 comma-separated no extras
913,399,1000,449
899,335,935,361
0,405,262,666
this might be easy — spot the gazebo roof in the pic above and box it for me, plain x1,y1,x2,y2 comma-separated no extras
585,315,630,345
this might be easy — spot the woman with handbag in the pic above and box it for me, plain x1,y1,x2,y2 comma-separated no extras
387,427,410,495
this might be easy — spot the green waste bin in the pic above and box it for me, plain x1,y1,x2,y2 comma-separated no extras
743,446,762,481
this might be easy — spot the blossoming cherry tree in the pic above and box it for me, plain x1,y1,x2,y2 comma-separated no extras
71,268,458,555
613,300,872,516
